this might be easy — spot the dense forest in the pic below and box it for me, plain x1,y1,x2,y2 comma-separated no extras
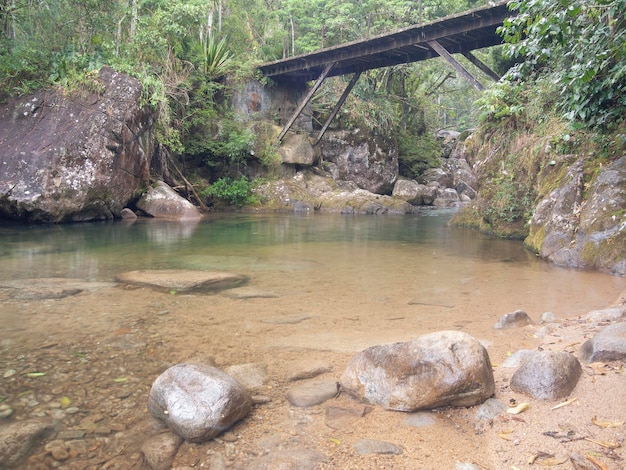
1,0,625,204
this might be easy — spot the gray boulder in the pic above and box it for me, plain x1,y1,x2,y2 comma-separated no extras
135,181,202,220
340,331,495,411
510,351,582,400
433,187,460,207
494,310,533,329
392,178,424,205
579,322,626,363
147,364,253,442
0,66,155,223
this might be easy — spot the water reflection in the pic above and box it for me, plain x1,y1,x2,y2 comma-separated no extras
0,212,620,291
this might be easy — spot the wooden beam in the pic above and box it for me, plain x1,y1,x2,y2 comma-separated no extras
462,51,501,82
426,40,484,91
277,62,335,143
314,71,361,146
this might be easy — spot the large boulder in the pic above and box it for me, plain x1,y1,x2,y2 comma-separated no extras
135,181,202,220
340,331,495,411
147,364,253,442
319,129,398,194
0,66,155,223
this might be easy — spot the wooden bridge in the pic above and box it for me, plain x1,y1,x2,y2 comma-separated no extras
257,1,513,143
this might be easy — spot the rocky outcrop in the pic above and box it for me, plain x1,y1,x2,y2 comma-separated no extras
253,170,416,214
0,66,156,223
525,155,625,276
319,129,398,194
340,331,495,411
147,364,253,442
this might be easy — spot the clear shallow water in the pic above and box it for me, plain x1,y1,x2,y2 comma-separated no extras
0,211,624,322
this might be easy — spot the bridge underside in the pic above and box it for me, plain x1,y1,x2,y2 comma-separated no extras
258,2,511,84
257,2,512,143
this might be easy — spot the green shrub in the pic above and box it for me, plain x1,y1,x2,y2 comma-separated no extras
201,176,256,207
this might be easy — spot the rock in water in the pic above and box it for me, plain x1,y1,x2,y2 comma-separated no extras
340,331,495,411
0,418,56,468
135,181,202,220
510,351,582,400
115,269,247,293
147,364,252,442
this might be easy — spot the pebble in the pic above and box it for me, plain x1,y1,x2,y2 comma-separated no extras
285,379,339,407
0,404,14,419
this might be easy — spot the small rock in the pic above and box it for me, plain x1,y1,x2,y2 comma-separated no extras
284,359,333,382
285,379,339,407
0,405,14,419
325,404,370,430
583,307,626,323
510,351,582,400
475,398,508,421
224,363,267,390
141,431,183,470
45,439,70,461
494,310,533,329
120,208,137,219
353,438,403,455
578,322,626,363
540,311,558,323
56,430,86,440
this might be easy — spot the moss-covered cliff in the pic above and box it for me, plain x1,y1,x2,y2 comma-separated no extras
451,121,625,276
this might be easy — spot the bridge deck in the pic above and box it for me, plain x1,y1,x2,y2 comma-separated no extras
258,1,511,83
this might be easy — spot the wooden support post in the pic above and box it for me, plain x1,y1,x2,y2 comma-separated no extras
277,62,335,143
462,51,501,82
314,71,361,146
426,40,484,91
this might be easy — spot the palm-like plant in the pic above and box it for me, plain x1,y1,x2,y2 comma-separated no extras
202,32,234,79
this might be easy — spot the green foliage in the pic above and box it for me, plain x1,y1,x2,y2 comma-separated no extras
397,131,441,179
482,172,534,225
499,0,626,130
201,119,255,172
201,176,257,207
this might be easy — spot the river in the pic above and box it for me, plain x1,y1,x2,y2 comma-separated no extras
0,211,624,468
